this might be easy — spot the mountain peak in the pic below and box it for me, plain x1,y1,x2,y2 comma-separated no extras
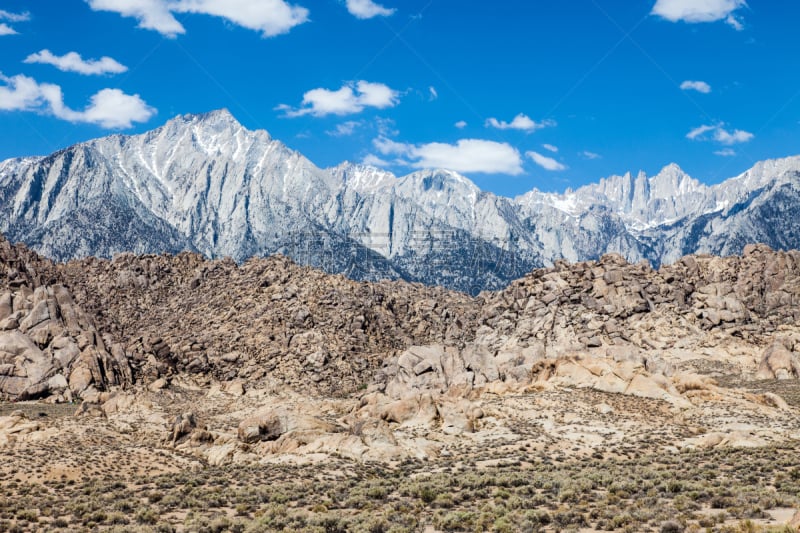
660,162,684,173
167,108,251,134
193,108,238,123
151,108,275,148
650,163,703,197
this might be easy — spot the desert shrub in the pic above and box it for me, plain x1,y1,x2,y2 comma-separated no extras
660,519,684,533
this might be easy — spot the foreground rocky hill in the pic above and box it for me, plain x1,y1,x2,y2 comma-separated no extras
2,234,800,530
2,231,799,404
60,251,477,396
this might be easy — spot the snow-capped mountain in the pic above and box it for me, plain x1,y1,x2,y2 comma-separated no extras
1,109,799,292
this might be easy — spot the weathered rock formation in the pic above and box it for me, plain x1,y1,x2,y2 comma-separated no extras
59,250,478,396
3,229,800,431
0,237,130,400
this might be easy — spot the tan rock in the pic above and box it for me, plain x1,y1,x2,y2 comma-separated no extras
757,341,800,379
237,407,335,444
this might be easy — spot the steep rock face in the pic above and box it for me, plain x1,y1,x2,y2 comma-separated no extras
2,109,800,292
0,236,130,400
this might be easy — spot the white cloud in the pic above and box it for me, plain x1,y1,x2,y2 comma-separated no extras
86,0,309,37
714,127,753,145
651,0,746,29
581,151,601,160
680,80,711,94
454,120,467,129
373,136,412,156
542,143,558,153
326,120,361,137
714,148,736,156
375,116,398,137
374,136,523,175
172,0,309,37
362,153,391,167
278,80,399,117
74,89,157,128
0,10,30,22
0,73,155,128
485,113,555,132
345,0,395,19
686,124,716,140
725,14,743,30
87,0,185,36
526,151,566,171
24,49,128,76
0,9,29,35
687,123,753,145
428,86,438,101
0,73,47,111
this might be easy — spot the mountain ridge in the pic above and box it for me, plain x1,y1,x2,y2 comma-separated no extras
1,108,799,292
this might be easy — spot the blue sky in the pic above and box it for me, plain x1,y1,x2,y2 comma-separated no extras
0,0,799,196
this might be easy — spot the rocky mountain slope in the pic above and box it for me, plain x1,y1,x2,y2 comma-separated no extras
1,109,799,292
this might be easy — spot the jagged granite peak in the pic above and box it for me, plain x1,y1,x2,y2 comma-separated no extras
568,164,713,230
1,110,800,292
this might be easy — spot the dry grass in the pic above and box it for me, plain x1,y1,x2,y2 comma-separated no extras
1,441,799,532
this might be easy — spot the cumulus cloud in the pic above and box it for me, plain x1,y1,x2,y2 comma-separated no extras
86,0,309,37
454,120,467,129
172,0,309,37
373,136,523,175
651,0,746,30
278,80,399,118
542,143,558,153
526,151,566,171
485,113,555,132
0,73,155,128
581,151,601,160
87,0,184,36
0,9,30,35
24,49,128,76
687,123,753,145
687,124,753,145
680,80,711,93
73,88,157,128
345,0,395,19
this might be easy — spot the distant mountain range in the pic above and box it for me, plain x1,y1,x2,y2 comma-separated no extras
1,109,799,292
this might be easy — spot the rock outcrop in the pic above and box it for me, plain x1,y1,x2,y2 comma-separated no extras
0,236,130,400
59,251,478,396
